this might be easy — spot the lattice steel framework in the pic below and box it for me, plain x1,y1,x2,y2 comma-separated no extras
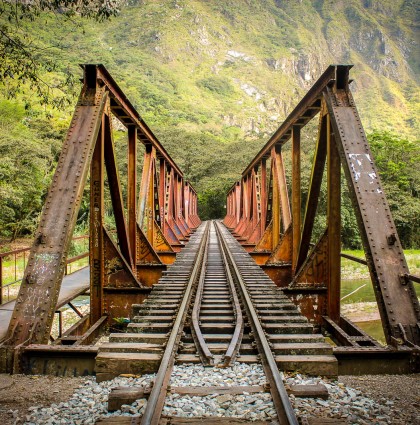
224,65,419,348
1,65,200,368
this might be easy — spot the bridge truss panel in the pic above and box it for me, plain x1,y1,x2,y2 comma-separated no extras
224,65,420,348
1,65,200,362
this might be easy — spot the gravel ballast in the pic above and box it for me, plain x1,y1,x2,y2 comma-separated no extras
0,364,417,424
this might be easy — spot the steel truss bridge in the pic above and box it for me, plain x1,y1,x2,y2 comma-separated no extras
0,64,419,379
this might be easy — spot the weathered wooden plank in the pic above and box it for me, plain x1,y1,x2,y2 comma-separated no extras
289,384,328,400
107,385,268,412
108,387,150,411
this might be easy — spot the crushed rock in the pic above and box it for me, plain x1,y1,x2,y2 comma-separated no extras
1,365,417,424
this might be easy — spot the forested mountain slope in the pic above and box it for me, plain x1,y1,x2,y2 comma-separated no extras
0,0,419,247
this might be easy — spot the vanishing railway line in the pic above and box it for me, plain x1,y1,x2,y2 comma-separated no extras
98,221,336,424
2,63,419,425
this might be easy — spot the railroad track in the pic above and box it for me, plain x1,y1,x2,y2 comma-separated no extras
97,220,337,424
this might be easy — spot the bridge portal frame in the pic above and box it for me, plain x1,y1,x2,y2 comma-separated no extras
0,65,200,373
224,65,420,351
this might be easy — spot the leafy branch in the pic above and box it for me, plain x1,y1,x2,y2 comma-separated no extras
0,0,121,108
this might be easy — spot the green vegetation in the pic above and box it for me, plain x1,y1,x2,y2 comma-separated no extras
197,78,235,96
369,131,420,247
0,1,419,251
0,99,65,239
341,249,420,280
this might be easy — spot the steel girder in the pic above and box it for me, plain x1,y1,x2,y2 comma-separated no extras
224,65,420,348
1,65,199,369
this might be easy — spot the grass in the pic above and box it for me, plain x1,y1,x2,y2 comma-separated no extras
341,249,420,280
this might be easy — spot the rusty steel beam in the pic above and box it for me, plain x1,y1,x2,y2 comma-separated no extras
225,64,419,348
324,69,420,346
90,114,106,324
3,66,107,350
103,113,133,268
1,65,200,369
326,115,341,322
138,145,156,240
291,126,301,272
260,159,267,237
296,112,327,272
276,147,291,231
127,127,137,266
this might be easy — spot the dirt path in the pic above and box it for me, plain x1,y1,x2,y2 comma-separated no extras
0,374,84,424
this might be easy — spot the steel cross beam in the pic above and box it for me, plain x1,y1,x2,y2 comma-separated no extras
224,65,420,347
0,65,199,370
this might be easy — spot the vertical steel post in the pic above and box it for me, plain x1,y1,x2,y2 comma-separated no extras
184,183,190,228
58,310,62,338
271,148,280,249
260,159,267,236
276,147,291,230
127,127,137,268
159,159,166,235
327,115,341,322
251,168,258,230
296,113,327,271
90,117,105,324
138,146,153,233
243,175,249,226
292,126,301,272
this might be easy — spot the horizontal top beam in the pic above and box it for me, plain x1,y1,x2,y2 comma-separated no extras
242,65,352,177
185,181,198,195
83,64,183,177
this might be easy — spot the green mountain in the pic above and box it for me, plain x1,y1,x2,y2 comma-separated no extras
0,0,419,244
44,0,420,136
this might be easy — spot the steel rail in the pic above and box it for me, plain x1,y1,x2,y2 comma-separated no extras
216,221,244,367
215,221,299,425
191,229,214,366
191,220,244,367
140,222,210,425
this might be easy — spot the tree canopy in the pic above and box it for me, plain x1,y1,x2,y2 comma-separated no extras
0,0,120,107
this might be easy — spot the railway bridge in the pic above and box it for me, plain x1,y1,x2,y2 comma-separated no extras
0,64,419,424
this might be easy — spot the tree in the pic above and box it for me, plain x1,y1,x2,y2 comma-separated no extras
0,0,120,107
368,131,420,248
0,99,64,239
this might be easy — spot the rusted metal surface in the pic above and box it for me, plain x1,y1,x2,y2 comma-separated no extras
224,64,420,348
296,111,327,272
291,126,301,272
22,345,98,376
326,115,341,322
324,73,419,346
0,65,200,372
3,70,107,350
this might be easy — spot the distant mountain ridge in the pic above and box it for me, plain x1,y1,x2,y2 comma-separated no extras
83,0,418,139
